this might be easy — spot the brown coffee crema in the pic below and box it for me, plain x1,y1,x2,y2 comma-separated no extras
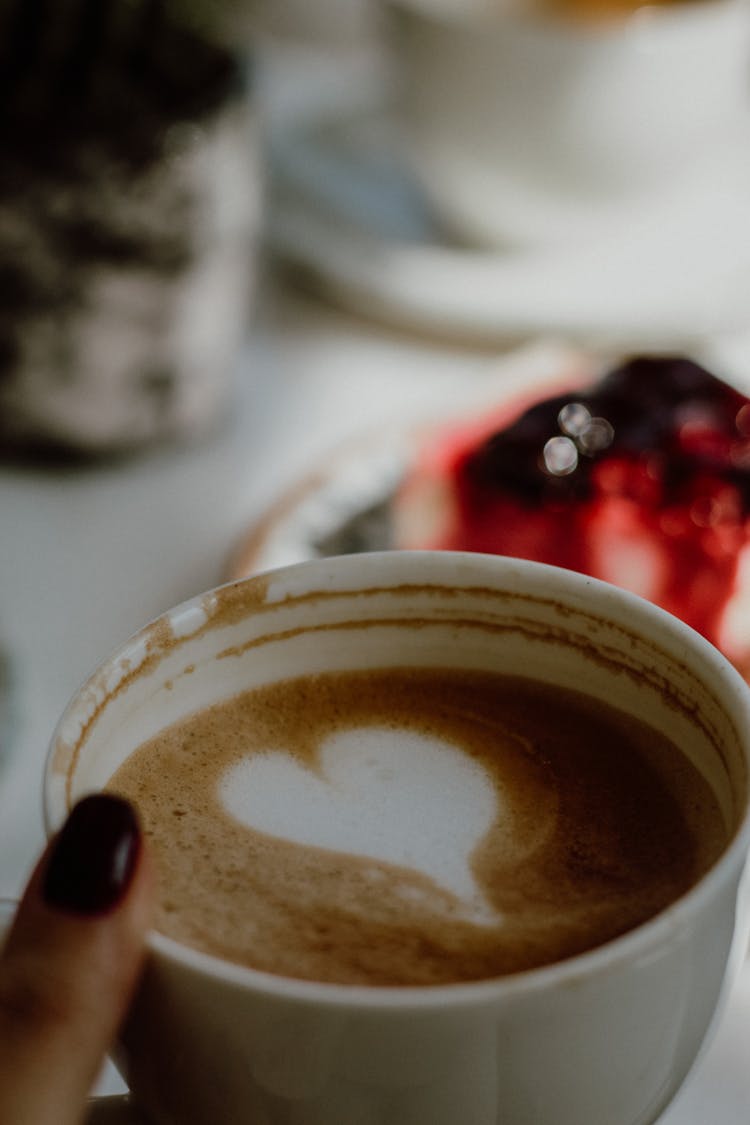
107,668,727,986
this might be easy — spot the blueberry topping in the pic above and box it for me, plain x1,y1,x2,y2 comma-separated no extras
465,356,750,510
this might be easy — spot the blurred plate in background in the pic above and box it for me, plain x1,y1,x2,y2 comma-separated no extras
266,75,750,350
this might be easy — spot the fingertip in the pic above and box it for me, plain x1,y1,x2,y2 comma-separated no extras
3,793,155,1003
43,794,143,917
0,798,155,1124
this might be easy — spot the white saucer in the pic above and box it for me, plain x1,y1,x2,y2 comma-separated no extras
268,94,750,349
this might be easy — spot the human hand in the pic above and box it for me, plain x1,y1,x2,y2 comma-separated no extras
0,795,154,1125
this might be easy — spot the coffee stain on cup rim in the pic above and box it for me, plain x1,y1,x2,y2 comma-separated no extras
46,557,750,834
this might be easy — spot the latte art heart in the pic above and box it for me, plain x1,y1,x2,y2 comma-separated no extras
107,667,726,986
219,727,501,925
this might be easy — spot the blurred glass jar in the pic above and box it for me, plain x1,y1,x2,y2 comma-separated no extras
0,2,261,456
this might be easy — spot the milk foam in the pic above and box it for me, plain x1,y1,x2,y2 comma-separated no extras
107,667,727,986
219,727,501,925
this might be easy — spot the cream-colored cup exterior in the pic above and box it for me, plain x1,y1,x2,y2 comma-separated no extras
45,552,750,1125
388,0,750,248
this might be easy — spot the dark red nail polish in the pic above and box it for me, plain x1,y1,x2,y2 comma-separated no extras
43,794,141,916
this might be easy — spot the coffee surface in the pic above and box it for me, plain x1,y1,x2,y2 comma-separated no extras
108,668,727,986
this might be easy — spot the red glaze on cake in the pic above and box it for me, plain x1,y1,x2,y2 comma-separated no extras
395,356,750,674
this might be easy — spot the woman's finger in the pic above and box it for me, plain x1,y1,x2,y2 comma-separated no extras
0,794,154,1125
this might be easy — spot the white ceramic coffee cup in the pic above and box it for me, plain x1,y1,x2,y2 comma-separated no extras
387,0,750,248
44,551,750,1125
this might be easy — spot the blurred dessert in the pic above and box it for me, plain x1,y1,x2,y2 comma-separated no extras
232,354,750,679
396,356,750,674
0,1,260,455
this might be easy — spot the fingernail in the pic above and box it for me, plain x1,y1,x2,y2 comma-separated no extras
43,794,141,916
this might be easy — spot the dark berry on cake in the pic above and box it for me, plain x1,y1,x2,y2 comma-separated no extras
395,356,750,671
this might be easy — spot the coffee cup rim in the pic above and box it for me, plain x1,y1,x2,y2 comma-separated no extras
43,551,750,1009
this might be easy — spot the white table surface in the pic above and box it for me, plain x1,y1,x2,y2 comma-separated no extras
2,273,750,1120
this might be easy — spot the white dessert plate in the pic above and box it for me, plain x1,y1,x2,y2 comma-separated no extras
267,94,750,349
228,343,594,576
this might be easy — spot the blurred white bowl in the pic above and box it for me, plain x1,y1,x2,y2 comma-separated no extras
387,0,750,248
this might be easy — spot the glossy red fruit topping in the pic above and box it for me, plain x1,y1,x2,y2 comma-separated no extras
436,356,750,649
